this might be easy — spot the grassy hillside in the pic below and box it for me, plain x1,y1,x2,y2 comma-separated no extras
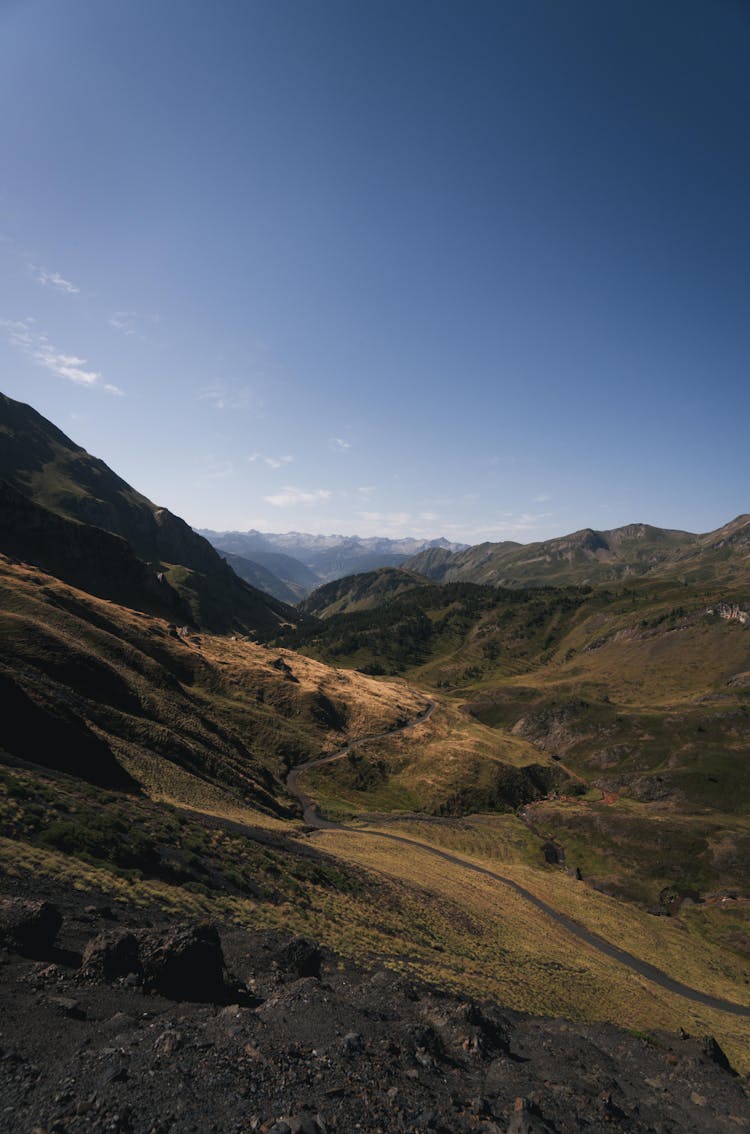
405,516,750,589
279,579,594,678
300,566,428,618
280,572,750,905
0,553,424,810
4,555,750,1074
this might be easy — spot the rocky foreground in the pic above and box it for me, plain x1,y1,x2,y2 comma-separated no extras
1,879,749,1134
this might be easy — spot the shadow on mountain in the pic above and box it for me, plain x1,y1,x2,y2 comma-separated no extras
0,671,139,792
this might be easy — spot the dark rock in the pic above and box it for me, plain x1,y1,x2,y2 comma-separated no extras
81,932,141,981
506,1097,555,1134
47,996,86,1020
341,1031,364,1054
98,1064,128,1087
277,936,321,979
0,898,62,956
138,922,226,1001
288,1113,322,1134
154,1030,183,1058
271,657,297,681
702,1034,736,1075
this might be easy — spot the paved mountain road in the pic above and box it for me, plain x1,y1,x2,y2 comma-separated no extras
286,699,750,1019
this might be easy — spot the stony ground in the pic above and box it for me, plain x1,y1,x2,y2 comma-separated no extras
1,874,749,1134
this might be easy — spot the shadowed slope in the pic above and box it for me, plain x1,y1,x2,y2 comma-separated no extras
0,392,295,635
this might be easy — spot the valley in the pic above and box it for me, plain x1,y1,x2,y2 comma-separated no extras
2,392,750,1129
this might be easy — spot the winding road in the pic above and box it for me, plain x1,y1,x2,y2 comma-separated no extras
287,698,750,1019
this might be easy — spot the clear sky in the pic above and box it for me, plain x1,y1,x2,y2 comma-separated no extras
1,0,749,543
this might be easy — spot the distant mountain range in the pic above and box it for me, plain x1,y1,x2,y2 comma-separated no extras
203,515,750,607
198,528,467,600
403,518,750,589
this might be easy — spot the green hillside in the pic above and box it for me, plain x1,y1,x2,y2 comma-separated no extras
405,517,750,589
299,566,428,618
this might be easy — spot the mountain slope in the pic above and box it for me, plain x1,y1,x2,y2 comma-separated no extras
0,393,294,635
405,519,750,588
300,567,429,618
0,481,189,622
220,551,303,605
0,550,424,805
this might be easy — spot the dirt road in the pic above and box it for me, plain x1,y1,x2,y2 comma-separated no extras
286,700,750,1019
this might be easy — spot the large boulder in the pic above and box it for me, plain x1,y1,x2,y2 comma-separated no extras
81,930,141,981
0,897,62,956
277,936,321,979
138,922,226,1001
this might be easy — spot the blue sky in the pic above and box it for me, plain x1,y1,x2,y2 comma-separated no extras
1,0,749,543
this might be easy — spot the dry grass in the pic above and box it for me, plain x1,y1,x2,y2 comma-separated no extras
308,700,558,817
0,554,428,817
537,614,750,709
310,825,750,1073
7,553,750,1073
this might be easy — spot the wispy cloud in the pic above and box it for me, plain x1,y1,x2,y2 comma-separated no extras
35,345,99,386
32,266,79,294
533,493,551,503
332,437,351,450
109,310,160,338
2,317,35,350
248,452,293,470
265,486,331,508
2,317,122,394
109,311,137,336
199,380,262,414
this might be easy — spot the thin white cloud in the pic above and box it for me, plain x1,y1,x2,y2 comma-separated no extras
248,452,293,469
533,493,552,503
33,266,79,294
357,485,376,496
2,317,35,350
265,486,331,508
109,311,137,336
35,342,99,385
2,317,121,394
199,381,262,413
109,310,160,338
333,437,351,450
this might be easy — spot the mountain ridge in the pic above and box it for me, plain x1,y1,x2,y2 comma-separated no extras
0,392,295,636
200,527,467,597
404,515,750,588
